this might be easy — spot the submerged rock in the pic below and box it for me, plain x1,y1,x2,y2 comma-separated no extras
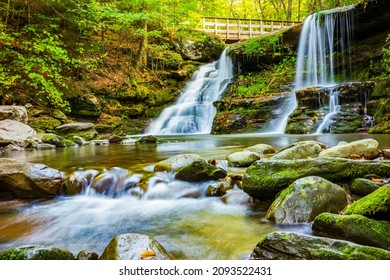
99,233,171,260
0,158,63,197
226,151,260,167
136,135,158,144
0,245,75,260
154,154,205,172
319,138,380,159
265,176,348,223
313,213,390,251
343,184,390,220
206,177,234,196
175,160,227,182
242,158,390,200
220,189,253,205
250,231,390,260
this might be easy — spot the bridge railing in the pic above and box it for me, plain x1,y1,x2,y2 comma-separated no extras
202,17,301,40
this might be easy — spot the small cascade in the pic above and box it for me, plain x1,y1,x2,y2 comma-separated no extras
315,89,341,133
146,48,233,135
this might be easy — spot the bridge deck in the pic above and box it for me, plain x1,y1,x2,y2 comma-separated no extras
202,17,301,41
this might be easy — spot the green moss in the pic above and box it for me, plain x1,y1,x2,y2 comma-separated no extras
29,116,62,133
344,184,390,218
0,246,75,260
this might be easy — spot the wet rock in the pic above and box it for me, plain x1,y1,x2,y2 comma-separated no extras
90,168,138,196
39,133,67,147
36,143,56,150
175,160,227,182
242,158,390,200
206,177,234,196
0,119,36,145
90,139,109,146
319,138,380,159
226,151,260,167
55,122,97,141
349,178,383,196
0,106,28,124
76,250,99,260
154,154,205,172
313,213,390,251
99,233,171,260
221,189,253,205
0,245,75,260
271,141,325,160
65,171,91,195
73,136,88,146
136,135,158,144
343,184,390,220
0,158,63,197
265,176,348,223
244,144,276,156
382,149,390,159
250,231,390,260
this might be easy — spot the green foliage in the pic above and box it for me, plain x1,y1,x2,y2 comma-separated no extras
381,33,390,74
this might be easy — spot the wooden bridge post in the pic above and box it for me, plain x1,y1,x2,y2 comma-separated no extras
238,19,241,40
249,19,252,38
226,18,230,40
260,20,263,35
214,17,217,35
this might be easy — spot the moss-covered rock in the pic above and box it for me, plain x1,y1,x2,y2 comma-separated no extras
0,245,74,260
175,160,227,182
349,178,383,196
343,184,390,220
313,213,390,251
28,116,62,134
265,176,348,223
99,233,171,260
55,122,97,140
249,231,390,260
154,154,205,172
39,133,67,147
242,158,390,200
136,135,158,144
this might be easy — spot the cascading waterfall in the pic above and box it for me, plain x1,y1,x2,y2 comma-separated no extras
294,6,354,134
146,48,233,135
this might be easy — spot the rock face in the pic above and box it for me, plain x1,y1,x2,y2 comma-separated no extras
0,106,28,123
286,82,376,134
99,233,171,260
250,231,390,260
0,158,63,197
0,119,36,144
175,160,227,182
319,139,380,159
265,176,348,223
0,245,74,260
242,158,390,200
154,154,205,172
270,141,324,160
226,151,260,167
55,122,97,140
313,213,390,251
343,184,390,220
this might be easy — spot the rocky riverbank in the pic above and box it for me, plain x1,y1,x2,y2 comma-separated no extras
1,137,389,259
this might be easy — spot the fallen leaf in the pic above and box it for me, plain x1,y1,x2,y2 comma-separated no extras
140,250,155,260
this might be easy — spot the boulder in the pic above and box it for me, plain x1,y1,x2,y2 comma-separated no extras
349,178,383,196
0,119,36,145
175,160,227,182
0,245,74,260
319,139,380,159
270,141,324,160
154,154,205,172
39,133,67,147
0,106,28,123
226,151,260,167
242,158,390,200
55,122,97,140
206,177,234,196
244,144,276,156
343,184,390,220
36,143,56,150
265,176,348,223
313,213,390,251
99,233,171,260
0,158,63,197
136,135,158,144
249,231,390,260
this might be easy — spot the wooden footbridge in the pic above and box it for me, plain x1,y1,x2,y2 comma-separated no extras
202,16,301,41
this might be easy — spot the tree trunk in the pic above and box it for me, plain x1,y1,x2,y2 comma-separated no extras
136,21,148,69
287,0,293,20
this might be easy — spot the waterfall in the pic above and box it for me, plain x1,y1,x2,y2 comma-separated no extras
294,6,354,134
146,48,233,135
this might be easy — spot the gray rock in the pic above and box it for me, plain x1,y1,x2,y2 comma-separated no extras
319,138,380,159
36,143,56,150
244,144,276,156
271,141,324,160
55,122,97,140
0,119,36,144
154,154,205,172
76,250,99,260
221,189,253,205
250,231,390,260
0,158,63,197
226,151,260,167
0,106,28,123
99,233,171,260
265,176,348,223
207,177,234,196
